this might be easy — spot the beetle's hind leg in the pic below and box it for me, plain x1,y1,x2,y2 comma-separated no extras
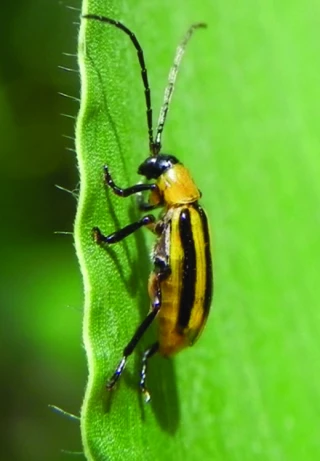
106,268,166,395
140,342,159,402
106,306,160,391
136,266,168,401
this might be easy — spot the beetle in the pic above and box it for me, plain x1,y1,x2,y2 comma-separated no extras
84,14,213,401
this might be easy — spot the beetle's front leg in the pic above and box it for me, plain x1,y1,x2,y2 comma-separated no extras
103,165,156,197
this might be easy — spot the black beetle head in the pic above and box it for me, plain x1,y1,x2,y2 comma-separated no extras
137,154,179,180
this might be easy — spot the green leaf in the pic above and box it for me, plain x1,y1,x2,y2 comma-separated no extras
75,0,320,460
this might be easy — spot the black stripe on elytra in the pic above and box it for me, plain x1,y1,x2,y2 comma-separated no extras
178,208,197,329
196,204,213,318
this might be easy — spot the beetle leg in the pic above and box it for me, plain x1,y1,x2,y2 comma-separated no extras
155,259,171,281
93,215,156,244
161,266,171,280
137,200,161,212
106,268,166,394
150,259,171,309
136,266,169,401
103,165,156,197
106,306,160,391
140,342,159,402
136,190,163,212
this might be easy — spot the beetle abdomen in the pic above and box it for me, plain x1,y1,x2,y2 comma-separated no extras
155,204,213,356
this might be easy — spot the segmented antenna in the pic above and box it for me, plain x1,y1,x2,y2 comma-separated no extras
154,23,207,154
83,16,206,156
83,15,154,151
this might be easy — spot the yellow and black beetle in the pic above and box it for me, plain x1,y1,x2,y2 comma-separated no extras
84,15,213,401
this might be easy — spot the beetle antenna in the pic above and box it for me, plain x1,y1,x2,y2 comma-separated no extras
83,15,154,152
153,23,207,155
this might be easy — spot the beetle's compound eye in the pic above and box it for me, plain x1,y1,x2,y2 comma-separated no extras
138,154,179,180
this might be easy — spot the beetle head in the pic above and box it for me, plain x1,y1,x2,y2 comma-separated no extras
138,154,179,180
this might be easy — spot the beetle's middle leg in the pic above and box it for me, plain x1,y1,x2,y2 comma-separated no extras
93,214,156,245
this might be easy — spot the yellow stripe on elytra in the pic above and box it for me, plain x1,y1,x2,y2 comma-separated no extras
187,207,208,341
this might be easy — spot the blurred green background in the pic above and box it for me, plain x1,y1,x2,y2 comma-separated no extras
0,1,84,459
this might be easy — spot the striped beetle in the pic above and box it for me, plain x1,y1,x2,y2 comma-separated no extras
84,15,213,401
